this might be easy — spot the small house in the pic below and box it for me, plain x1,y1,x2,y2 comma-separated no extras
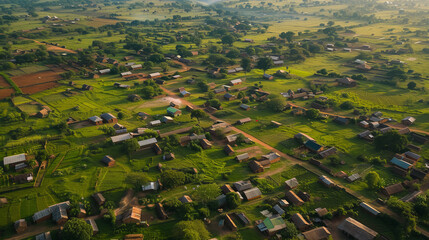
233,180,252,191
285,178,299,190
111,133,132,143
243,187,262,201
36,108,49,118
200,139,212,149
100,113,117,123
249,160,264,173
221,184,235,194
149,72,161,78
382,183,405,197
101,155,115,167
153,144,162,155
236,117,251,125
410,169,426,181
163,152,175,161
14,219,27,234
88,116,103,125
156,203,168,220
224,144,235,156
224,93,236,101
92,193,105,206
263,74,274,80
225,214,237,231
240,104,250,111
334,117,350,125
315,208,329,218
3,153,27,167
86,219,99,235
236,153,250,162
302,227,331,240
161,116,174,123
318,147,337,158
338,218,378,240
179,195,193,203
305,140,324,153
257,216,286,235
261,152,281,163
99,69,111,75
229,79,242,86
402,116,416,126
359,202,380,216
35,232,52,240
122,207,141,224
319,175,335,187
149,120,162,126
336,77,357,87
167,107,182,117
285,190,304,206
291,213,311,231
138,138,158,149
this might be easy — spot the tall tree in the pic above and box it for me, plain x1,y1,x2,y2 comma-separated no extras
61,218,92,240
241,57,252,78
256,57,273,74
190,109,207,124
365,171,381,189
194,183,220,205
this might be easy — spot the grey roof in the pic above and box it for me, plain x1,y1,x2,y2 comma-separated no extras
138,138,158,147
262,152,280,161
285,178,299,189
111,133,132,143
236,153,249,161
99,69,111,74
101,155,115,165
240,104,250,109
273,204,285,215
233,180,253,191
150,120,161,126
100,113,116,121
121,71,132,76
347,173,361,182
3,153,26,166
243,187,262,200
338,217,378,240
404,151,421,160
359,202,380,216
142,181,160,191
230,79,242,84
88,116,102,122
52,206,68,222
319,175,334,186
402,116,415,123
86,219,99,233
33,201,70,222
149,72,161,78
131,64,142,69
36,232,52,240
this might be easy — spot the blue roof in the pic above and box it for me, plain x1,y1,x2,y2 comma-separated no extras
391,157,412,170
305,140,323,152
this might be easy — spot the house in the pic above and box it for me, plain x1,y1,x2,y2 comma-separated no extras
152,143,162,155
236,213,250,225
359,202,380,216
88,116,103,125
142,179,162,192
337,77,357,87
347,173,361,182
111,133,132,143
86,219,99,235
401,191,423,203
124,234,143,240
224,144,235,156
163,152,175,161
233,180,252,191
382,183,405,197
305,140,324,153
257,216,287,235
32,201,70,224
236,117,251,125
3,153,27,167
398,128,411,135
359,121,370,128
358,130,374,141
121,71,132,77
294,133,315,142
149,72,161,78
261,152,281,163
35,232,52,240
411,132,428,144
100,113,117,123
236,153,250,162
249,160,264,173
36,108,49,118
404,151,421,161
285,190,304,206
156,203,168,220
137,138,158,149
240,104,250,111
319,175,335,187
179,195,193,203
92,193,105,206
263,74,274,80
334,117,350,125
243,187,262,200
214,88,227,94
0,198,7,207
410,168,426,181
318,147,337,158
99,69,111,75
149,120,161,126
302,227,331,240
14,219,27,233
229,79,242,86
200,139,212,149
271,121,282,127
101,155,115,167
113,123,125,130
161,116,174,123
285,178,299,190
167,107,182,117
291,213,311,231
221,184,235,194
338,217,378,240
278,199,289,208
315,207,329,217
225,214,237,231
224,93,236,101
122,207,141,224
391,157,412,170
131,64,142,70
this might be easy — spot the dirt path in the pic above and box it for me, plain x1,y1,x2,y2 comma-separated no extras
28,38,77,54
159,126,193,138
5,223,60,240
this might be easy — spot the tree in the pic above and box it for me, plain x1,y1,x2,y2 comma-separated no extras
207,99,221,109
194,183,220,205
226,192,240,209
141,86,155,99
124,138,139,154
118,112,125,119
306,108,320,119
174,220,210,240
340,101,354,110
407,81,417,90
144,61,154,70
279,31,295,43
365,171,381,189
190,109,207,123
125,172,151,189
221,35,235,46
61,218,92,240
265,97,285,112
281,221,299,239
374,131,408,152
160,62,169,72
149,53,165,63
256,57,273,74
161,170,186,188
241,57,252,77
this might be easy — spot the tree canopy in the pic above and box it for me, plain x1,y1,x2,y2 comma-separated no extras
61,218,93,240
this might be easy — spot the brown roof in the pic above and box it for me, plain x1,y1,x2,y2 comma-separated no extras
285,190,304,205
221,184,235,194
338,217,378,240
224,144,234,154
382,183,405,196
303,227,331,240
291,213,311,230
249,160,264,173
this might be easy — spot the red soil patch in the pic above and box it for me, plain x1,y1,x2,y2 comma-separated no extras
0,88,15,99
85,18,120,27
0,75,11,88
12,70,62,87
20,82,59,94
